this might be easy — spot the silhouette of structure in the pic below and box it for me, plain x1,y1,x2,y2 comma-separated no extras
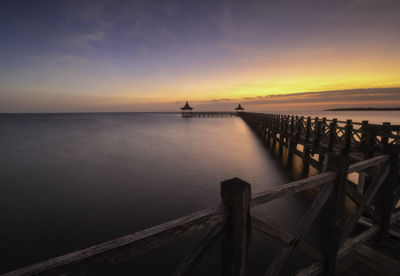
235,103,244,113
180,101,236,117
180,101,194,117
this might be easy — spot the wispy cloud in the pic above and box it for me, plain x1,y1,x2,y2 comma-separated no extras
178,88,400,111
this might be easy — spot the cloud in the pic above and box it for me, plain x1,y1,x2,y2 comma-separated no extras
179,87,400,111
241,88,400,105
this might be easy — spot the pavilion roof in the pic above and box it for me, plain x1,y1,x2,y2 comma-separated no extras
235,103,244,110
181,101,194,110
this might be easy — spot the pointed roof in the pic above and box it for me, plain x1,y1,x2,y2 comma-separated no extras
180,101,194,110
235,103,244,110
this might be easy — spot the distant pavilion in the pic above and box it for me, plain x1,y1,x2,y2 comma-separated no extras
181,101,194,117
235,103,244,113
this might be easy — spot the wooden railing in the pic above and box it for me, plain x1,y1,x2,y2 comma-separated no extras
181,111,238,117
3,152,399,276
239,112,400,175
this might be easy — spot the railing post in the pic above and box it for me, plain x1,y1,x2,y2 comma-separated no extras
272,115,278,149
381,122,391,146
360,120,369,155
342,119,353,154
321,119,338,172
302,117,312,177
278,115,286,155
318,153,349,275
221,178,251,276
375,145,399,239
327,118,337,152
288,116,298,159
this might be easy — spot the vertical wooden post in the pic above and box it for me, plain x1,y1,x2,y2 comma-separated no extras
318,118,327,169
263,116,268,141
267,115,272,146
272,115,278,150
221,178,251,276
342,120,353,154
288,116,298,159
381,122,391,146
375,146,398,240
361,120,369,159
365,121,375,159
319,153,350,275
327,119,337,152
302,117,312,177
278,115,286,155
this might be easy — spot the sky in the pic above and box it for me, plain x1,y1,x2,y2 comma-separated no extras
1,0,400,112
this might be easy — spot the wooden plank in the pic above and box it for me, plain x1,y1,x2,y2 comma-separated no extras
251,216,325,262
337,243,400,276
265,181,334,276
251,171,336,207
3,205,227,276
348,154,389,173
361,215,400,239
172,222,227,276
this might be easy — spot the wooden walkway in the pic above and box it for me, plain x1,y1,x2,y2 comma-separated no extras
181,111,237,117
2,112,400,276
336,243,400,276
239,112,400,176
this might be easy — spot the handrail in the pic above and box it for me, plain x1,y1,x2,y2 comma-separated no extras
2,205,227,276
2,155,395,276
251,171,336,207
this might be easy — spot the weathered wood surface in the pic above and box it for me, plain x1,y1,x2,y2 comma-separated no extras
335,243,400,276
3,147,398,276
339,163,391,245
2,205,227,276
318,154,349,274
221,178,251,276
296,223,381,276
347,154,390,173
250,171,336,207
265,182,334,276
239,112,400,173
172,221,227,276
251,216,325,262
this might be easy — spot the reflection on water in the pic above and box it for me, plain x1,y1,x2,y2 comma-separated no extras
0,113,314,275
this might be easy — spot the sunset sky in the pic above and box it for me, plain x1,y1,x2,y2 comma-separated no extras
1,0,400,112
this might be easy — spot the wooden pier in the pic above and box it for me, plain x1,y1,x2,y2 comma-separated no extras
3,112,400,276
181,111,238,117
239,112,400,176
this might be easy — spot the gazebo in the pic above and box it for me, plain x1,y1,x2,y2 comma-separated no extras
235,103,244,112
180,101,194,117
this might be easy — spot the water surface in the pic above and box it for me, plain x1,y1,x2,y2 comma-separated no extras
1,113,311,275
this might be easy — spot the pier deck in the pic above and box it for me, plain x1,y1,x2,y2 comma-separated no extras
181,111,237,117
336,240,400,276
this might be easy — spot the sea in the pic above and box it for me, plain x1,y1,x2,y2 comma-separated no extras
1,111,399,275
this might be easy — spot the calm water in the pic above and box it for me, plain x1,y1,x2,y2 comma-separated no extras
0,113,312,275
1,111,396,275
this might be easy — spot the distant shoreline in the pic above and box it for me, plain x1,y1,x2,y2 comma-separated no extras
324,107,400,111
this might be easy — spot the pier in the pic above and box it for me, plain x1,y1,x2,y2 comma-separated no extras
3,112,400,276
182,111,238,118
